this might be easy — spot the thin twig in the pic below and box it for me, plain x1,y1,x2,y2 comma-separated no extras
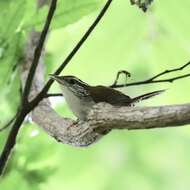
110,61,190,88
0,0,57,176
22,0,57,104
29,0,113,108
112,70,131,87
0,115,17,132
148,61,190,81
45,93,63,98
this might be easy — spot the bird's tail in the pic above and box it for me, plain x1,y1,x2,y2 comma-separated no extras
131,89,165,104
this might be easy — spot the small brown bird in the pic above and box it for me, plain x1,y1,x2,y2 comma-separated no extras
50,75,164,120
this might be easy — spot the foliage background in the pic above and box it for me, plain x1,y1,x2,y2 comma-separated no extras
1,0,190,189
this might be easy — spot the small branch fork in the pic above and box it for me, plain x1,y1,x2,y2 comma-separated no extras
110,61,190,88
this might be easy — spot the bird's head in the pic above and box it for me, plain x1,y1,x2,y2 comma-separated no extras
50,74,90,97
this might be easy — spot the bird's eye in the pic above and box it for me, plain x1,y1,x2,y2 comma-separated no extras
69,79,75,85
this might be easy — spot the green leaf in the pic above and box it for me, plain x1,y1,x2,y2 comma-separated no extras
0,0,103,119
0,1,25,118
24,0,104,30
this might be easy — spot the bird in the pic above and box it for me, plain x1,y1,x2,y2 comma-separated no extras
50,75,164,120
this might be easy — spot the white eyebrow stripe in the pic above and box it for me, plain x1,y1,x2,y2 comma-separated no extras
70,77,89,86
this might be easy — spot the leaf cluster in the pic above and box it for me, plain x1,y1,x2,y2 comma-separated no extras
0,0,103,124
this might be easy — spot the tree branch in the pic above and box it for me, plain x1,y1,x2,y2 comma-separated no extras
110,61,190,88
31,101,190,147
45,93,63,98
85,103,190,132
22,0,57,104
0,115,17,132
0,111,27,175
0,0,57,176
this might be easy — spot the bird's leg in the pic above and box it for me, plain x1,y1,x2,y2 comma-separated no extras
65,118,80,130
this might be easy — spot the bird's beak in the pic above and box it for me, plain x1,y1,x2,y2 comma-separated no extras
49,74,64,84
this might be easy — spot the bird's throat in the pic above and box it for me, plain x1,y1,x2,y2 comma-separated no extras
60,85,94,120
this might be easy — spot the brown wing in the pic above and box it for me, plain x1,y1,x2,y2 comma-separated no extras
88,86,133,106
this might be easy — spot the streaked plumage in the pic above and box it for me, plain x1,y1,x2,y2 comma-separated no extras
50,75,164,120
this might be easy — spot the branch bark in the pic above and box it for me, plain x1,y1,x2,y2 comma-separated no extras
85,103,190,132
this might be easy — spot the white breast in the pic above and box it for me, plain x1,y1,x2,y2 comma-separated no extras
60,86,94,120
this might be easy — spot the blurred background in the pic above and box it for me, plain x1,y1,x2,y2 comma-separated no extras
1,0,190,189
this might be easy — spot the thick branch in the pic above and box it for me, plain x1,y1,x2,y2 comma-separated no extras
85,103,190,132
32,101,190,147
